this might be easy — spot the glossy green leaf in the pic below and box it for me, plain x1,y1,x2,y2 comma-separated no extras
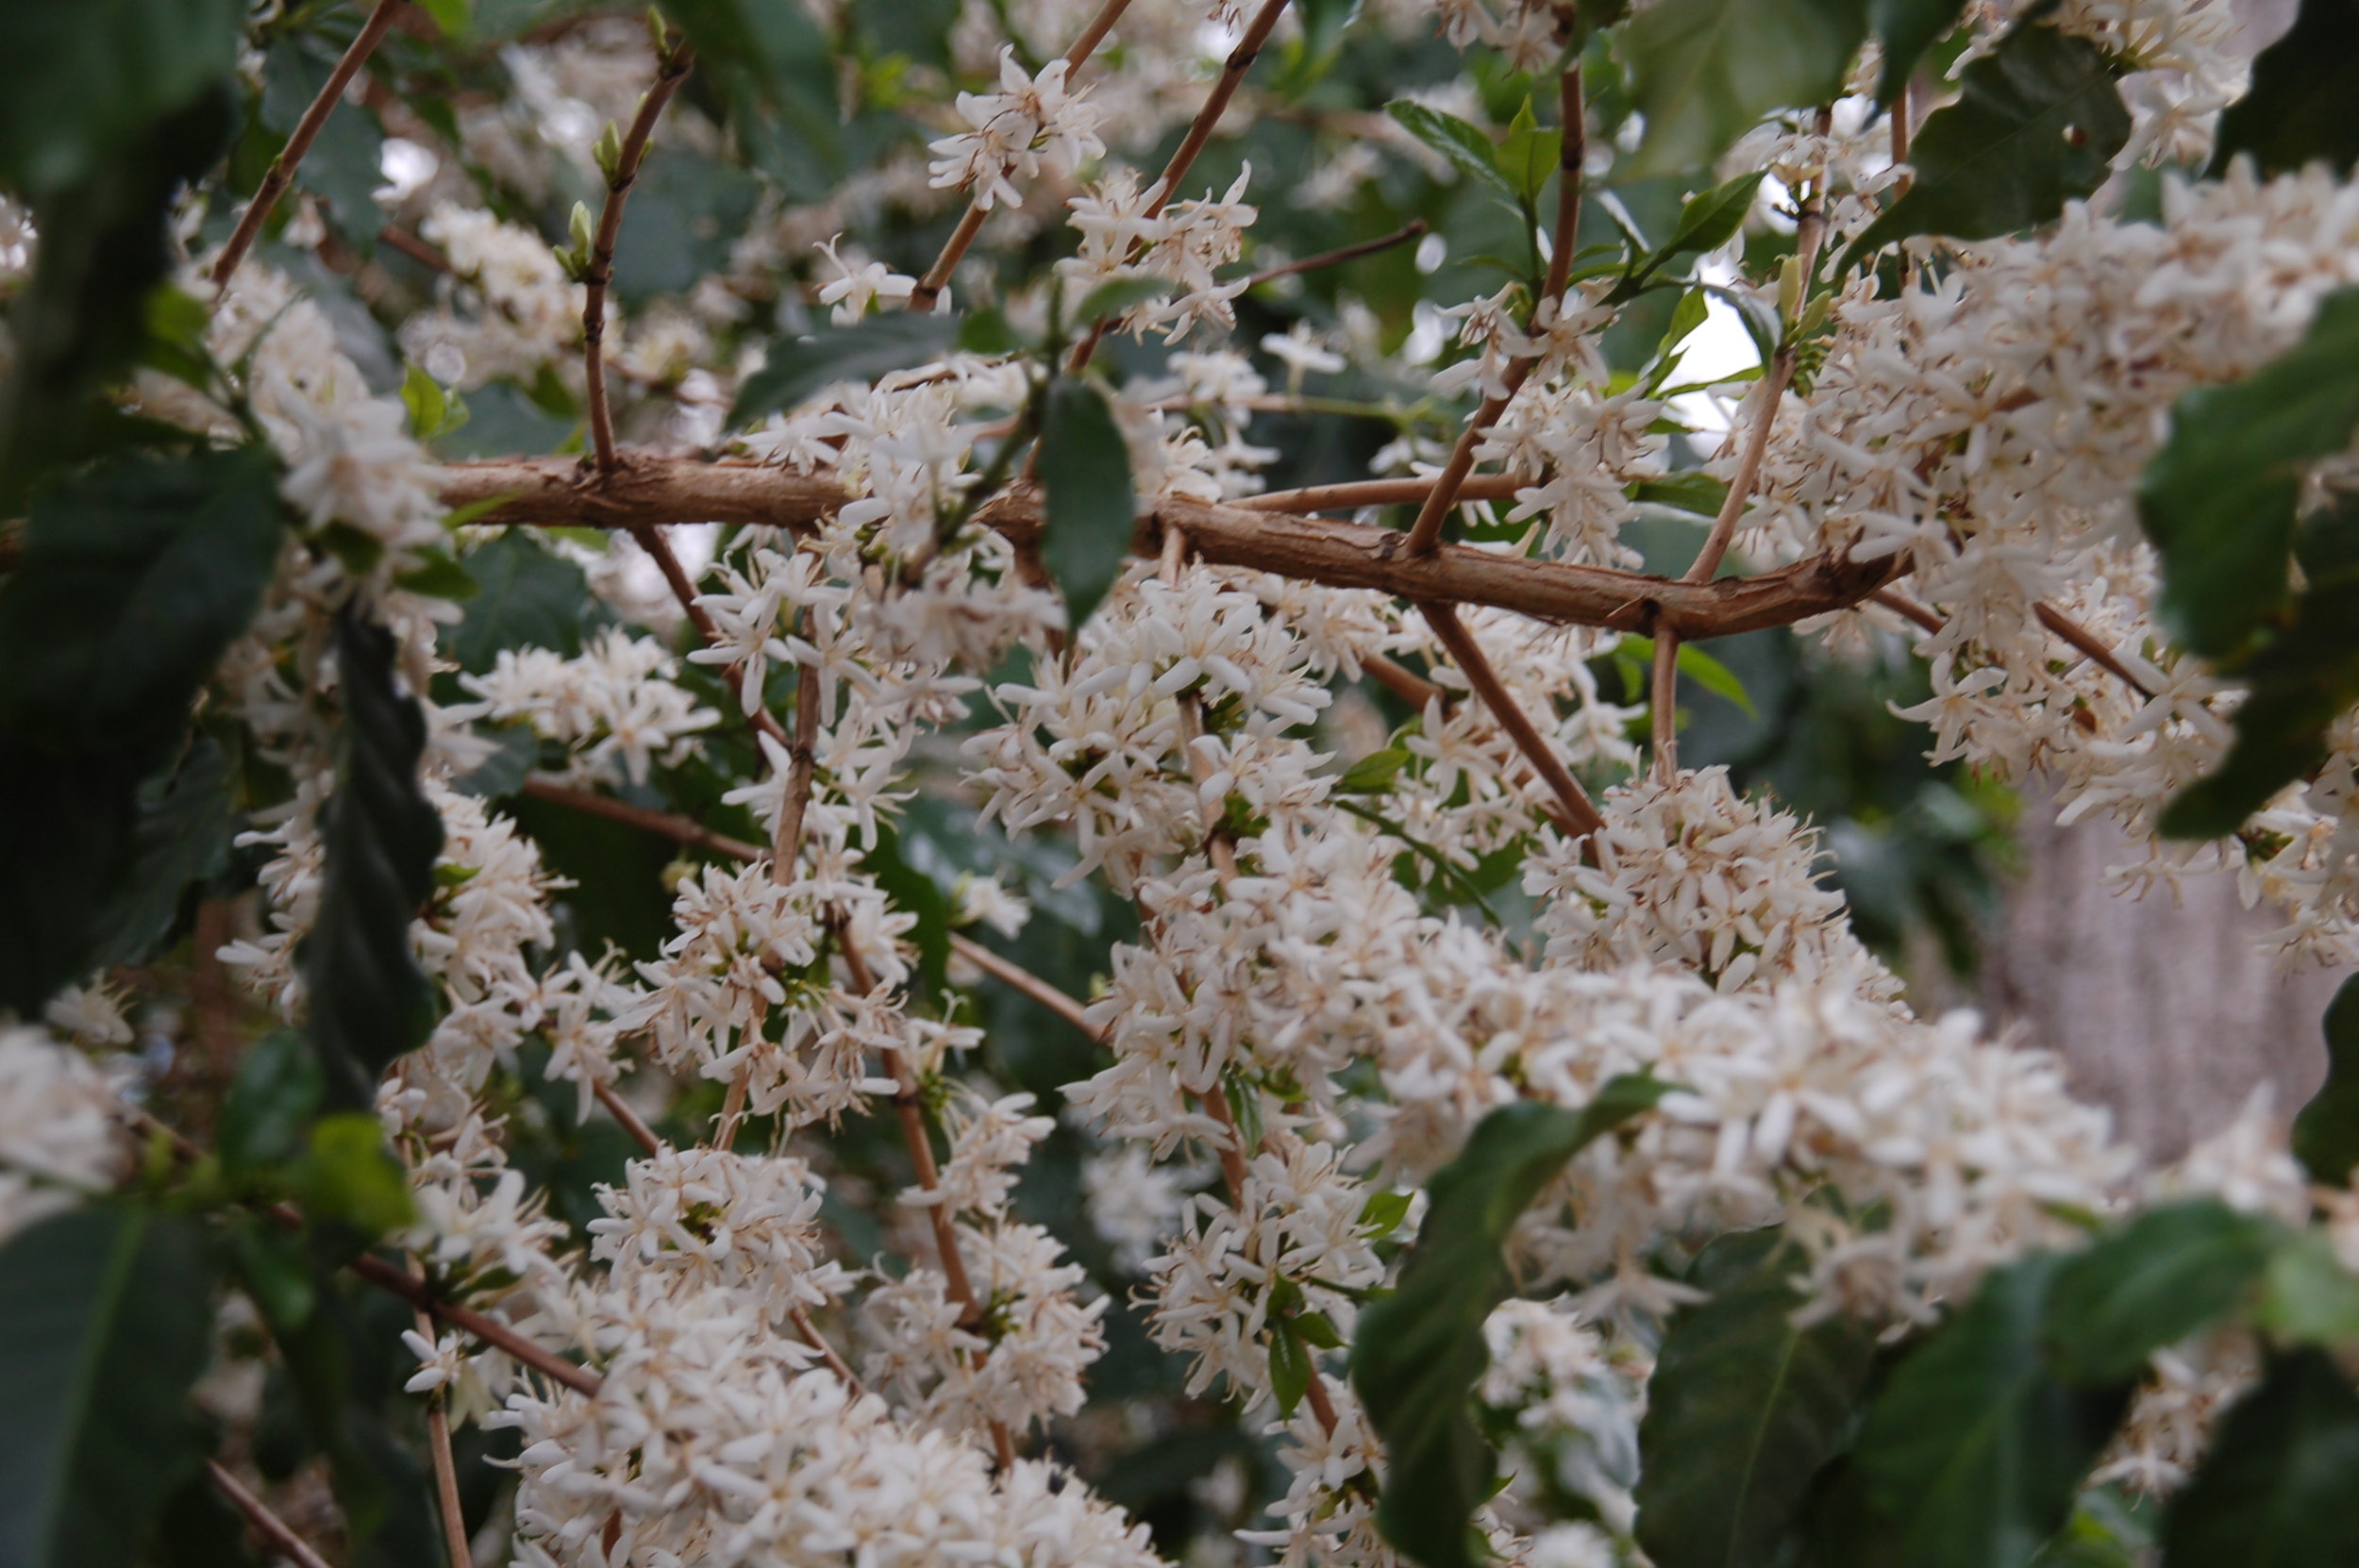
1844,1254,2132,1568
1842,25,2128,271
730,312,961,426
1270,1324,1314,1417
2043,1202,2279,1385
1629,172,1766,290
1623,0,1869,178
2159,1348,2359,1567
301,610,444,1109
1496,98,1557,205
2295,974,2359,1185
1352,1077,1671,1568
0,1208,215,1568
2210,0,2359,180
1336,746,1414,794
1386,101,1514,194
1039,376,1137,630
1869,0,1971,108
1634,1226,1879,1568
446,531,593,673
2138,290,2359,659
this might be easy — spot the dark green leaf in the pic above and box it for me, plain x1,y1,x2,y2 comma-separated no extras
1842,26,2129,271
88,733,237,970
1618,635,1760,718
301,610,444,1109
2159,1348,2359,1568
1631,173,1767,288
1386,101,1514,194
1074,274,1172,328
220,1029,327,1174
664,0,843,194
445,531,593,674
1636,1226,1879,1568
1353,1078,1672,1568
1623,0,1869,178
1270,1325,1314,1417
2210,0,2359,180
0,1208,215,1568
1869,0,1971,108
1039,377,1137,629
1845,1254,2132,1568
2254,1232,2359,1344
0,445,284,750
1361,1190,1414,1238
864,823,953,993
1634,470,1732,517
2043,1202,2279,1385
2295,974,2359,1185
729,311,961,425
1336,746,1414,794
259,34,385,250
451,723,539,800
0,0,243,193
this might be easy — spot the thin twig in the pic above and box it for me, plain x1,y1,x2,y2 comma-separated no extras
948,932,1104,1041
627,522,794,749
211,0,410,286
521,777,764,860
1363,652,1445,709
1871,587,2156,701
908,0,1139,310
347,1254,604,1396
593,1076,664,1155
585,42,695,473
1066,0,1295,372
1420,601,1605,836
1235,474,1522,513
790,1303,870,1394
410,1259,477,1568
208,1461,334,1568
770,646,822,880
1399,67,1584,557
1243,220,1428,287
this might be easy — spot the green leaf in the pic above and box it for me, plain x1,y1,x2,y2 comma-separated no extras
0,1208,215,1568
1496,98,1558,205
1039,377,1137,629
1352,1078,1672,1568
1841,25,2129,272
1622,0,1869,178
2158,1348,2359,1567
1618,635,1760,718
415,0,471,37
1630,172,1767,290
400,364,470,443
1635,1226,1880,1568
663,0,843,195
2254,1231,2359,1345
88,733,237,970
220,1029,327,1174
1270,1325,1314,1417
2294,974,2359,1186
2137,289,2359,659
1336,746,1414,794
0,0,243,193
1073,274,1172,329
1844,1253,2133,1568
730,311,960,425
1386,101,1514,194
864,823,953,994
286,1114,417,1240
2210,0,2359,180
1869,0,1971,108
2043,1201,2279,1385
1634,471,1732,518
0,444,285,750
393,547,478,603
446,532,594,674
301,610,444,1109
259,34,384,250
1361,1190,1414,1239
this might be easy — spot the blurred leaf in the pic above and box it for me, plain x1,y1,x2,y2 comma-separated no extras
2211,0,2359,179
1269,1324,1314,1418
1628,172,1766,290
400,364,469,443
1361,1191,1414,1239
865,824,953,993
2255,1231,2359,1344
0,0,243,192
415,0,471,38
221,1029,327,1174
259,33,385,251
2295,974,2359,1185
88,733,237,969
0,1208,215,1568
1635,1226,1879,1568
1842,26,2128,272
609,147,761,304
2158,1348,2359,1567
1840,1254,2132,1568
1634,470,1732,517
1386,101,1514,194
1039,376,1137,629
1353,1079,1671,1568
1623,0,1868,178
667,0,842,193
1619,635,1759,718
1869,0,1971,108
729,311,961,426
451,723,539,800
301,610,444,1109
287,1114,417,1240
1496,98,1557,205
446,531,593,673
1074,274,1173,329
2043,1202,2279,1385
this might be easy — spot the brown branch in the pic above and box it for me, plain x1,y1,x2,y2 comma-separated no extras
520,776,764,859
908,0,1139,310
593,1076,664,1155
1872,587,2156,701
1236,474,1522,513
378,225,452,272
208,1461,334,1568
439,457,1907,641
770,648,822,880
949,932,1105,1040
1420,601,1604,837
585,42,695,473
1243,220,1428,287
410,1260,477,1568
347,1253,604,1396
211,0,410,286
1364,652,1445,709
1065,0,1294,372
790,1303,869,1394
625,521,793,749
1399,66,1584,558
